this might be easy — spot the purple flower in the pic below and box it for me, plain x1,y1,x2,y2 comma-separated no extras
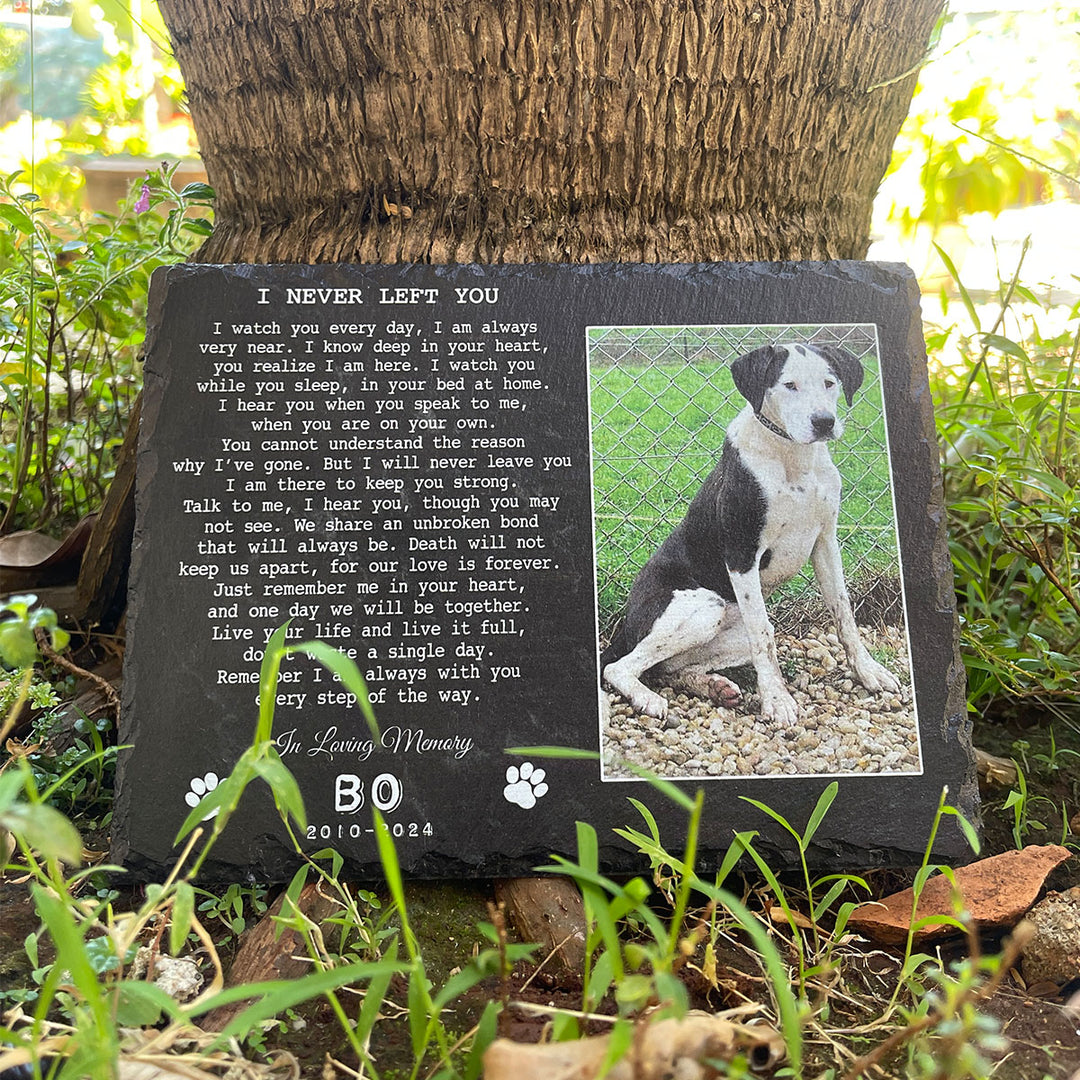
133,183,151,214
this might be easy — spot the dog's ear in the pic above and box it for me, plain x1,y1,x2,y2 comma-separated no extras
730,345,787,412
815,345,864,406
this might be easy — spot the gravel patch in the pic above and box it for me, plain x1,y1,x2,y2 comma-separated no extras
601,625,921,779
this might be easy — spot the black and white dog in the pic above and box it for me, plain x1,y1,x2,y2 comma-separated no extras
601,343,901,726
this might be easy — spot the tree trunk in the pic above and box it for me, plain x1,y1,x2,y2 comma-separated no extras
158,0,944,266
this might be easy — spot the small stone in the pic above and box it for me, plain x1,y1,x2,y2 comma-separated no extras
1021,887,1080,986
131,947,203,1002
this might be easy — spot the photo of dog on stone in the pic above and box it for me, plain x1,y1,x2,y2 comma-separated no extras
592,330,921,779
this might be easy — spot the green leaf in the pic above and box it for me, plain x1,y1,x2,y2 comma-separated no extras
614,972,653,1011
550,1012,580,1042
715,830,756,889
628,797,660,842
911,863,946,899
911,914,968,935
465,1000,500,1080
0,620,39,668
832,900,858,941
940,806,981,855
506,745,599,760
114,980,176,1026
740,795,803,847
577,819,599,875
900,951,936,982
934,244,980,330
407,966,429,1057
179,182,216,201
181,218,214,236
355,938,397,1046
811,879,851,923
584,947,616,1008
802,781,838,848
980,333,1028,362
252,748,307,829
652,970,690,1015
614,763,696,812
170,882,195,957
2,801,82,865
0,770,25,813
0,204,34,235
257,623,292,741
33,885,107,1025
289,640,377,737
1002,790,1024,810
373,808,409,944
431,960,495,1015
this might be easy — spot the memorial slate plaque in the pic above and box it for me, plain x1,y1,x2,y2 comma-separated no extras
114,262,977,881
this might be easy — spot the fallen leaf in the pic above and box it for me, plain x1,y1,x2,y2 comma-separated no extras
483,1011,784,1080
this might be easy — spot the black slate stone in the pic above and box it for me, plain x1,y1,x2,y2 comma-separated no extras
113,261,976,882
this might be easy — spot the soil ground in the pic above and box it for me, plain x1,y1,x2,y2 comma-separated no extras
2,706,1078,1079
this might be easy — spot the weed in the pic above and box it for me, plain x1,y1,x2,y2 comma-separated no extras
932,246,1080,714
1001,760,1059,849
281,848,395,964
18,708,117,826
1029,727,1080,775
195,882,269,942
846,919,1024,1080
519,747,804,1073
0,615,403,1079
0,164,213,533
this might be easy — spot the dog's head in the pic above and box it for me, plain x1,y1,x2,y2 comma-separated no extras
730,343,864,443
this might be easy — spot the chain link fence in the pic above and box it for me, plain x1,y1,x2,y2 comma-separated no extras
589,323,904,638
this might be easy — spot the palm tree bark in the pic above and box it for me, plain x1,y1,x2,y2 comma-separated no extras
158,0,944,265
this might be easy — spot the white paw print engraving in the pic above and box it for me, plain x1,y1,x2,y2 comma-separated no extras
503,761,548,809
184,772,220,820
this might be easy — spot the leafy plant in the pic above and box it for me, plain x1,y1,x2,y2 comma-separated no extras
518,747,804,1074
1000,760,1060,850
282,847,395,964
931,247,1080,714
0,618,407,1079
2,617,548,1079
1028,727,1080,775
195,881,269,942
0,162,213,534
723,782,871,988
891,79,1049,235
20,708,117,825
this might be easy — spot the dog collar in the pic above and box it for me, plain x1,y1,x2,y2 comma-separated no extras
754,412,793,441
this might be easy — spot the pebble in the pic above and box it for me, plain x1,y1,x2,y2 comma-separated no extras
603,627,920,780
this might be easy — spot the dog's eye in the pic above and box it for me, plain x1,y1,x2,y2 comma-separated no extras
824,379,835,388
784,381,797,390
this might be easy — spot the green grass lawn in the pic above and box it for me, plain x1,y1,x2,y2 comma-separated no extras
589,335,901,632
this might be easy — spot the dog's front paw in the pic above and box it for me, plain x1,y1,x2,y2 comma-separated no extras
854,653,901,695
604,661,670,720
629,687,670,720
759,686,799,726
